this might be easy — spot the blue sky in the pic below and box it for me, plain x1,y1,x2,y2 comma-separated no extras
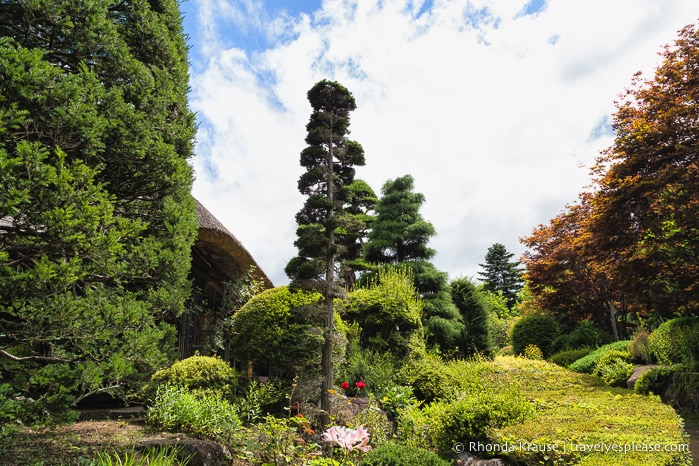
180,0,699,286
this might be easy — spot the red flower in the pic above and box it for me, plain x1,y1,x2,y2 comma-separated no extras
341,381,350,390
355,380,366,390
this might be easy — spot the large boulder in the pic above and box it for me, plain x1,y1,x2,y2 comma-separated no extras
626,365,662,389
138,435,231,466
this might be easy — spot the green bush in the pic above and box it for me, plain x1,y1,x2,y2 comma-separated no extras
510,314,560,357
146,355,239,402
396,384,533,456
358,441,450,466
339,342,398,398
634,366,681,395
146,384,240,441
648,316,699,368
629,329,653,364
548,347,593,367
568,340,631,373
593,350,634,387
522,344,543,360
560,321,613,350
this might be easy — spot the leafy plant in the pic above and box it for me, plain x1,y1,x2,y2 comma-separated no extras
94,446,192,466
548,347,593,367
145,355,239,402
568,340,631,373
648,316,699,368
560,320,613,350
510,314,560,357
634,366,681,395
358,441,451,466
593,350,634,387
629,328,653,364
146,384,240,442
522,344,543,360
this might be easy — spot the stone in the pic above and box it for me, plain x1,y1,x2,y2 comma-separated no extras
138,435,231,466
626,364,662,389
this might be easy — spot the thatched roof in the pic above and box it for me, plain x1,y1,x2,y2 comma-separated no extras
193,200,273,290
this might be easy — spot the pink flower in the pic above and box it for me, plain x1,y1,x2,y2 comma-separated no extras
355,380,366,390
322,425,372,453
341,381,350,390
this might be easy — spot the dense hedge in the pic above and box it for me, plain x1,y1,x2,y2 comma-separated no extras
647,316,699,368
510,314,560,357
568,340,631,373
358,441,451,466
146,355,239,402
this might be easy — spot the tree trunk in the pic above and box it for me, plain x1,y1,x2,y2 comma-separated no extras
321,132,336,427
607,299,620,340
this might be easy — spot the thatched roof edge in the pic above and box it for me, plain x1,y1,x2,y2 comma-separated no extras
195,199,273,288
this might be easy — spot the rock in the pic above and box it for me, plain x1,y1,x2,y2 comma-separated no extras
627,365,662,389
138,436,231,466
455,451,508,465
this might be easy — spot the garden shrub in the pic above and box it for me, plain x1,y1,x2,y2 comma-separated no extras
634,366,681,395
358,441,451,466
146,355,239,402
396,385,533,456
146,384,240,442
397,353,452,402
548,347,593,367
510,314,560,357
593,350,634,387
648,316,699,368
522,344,543,360
629,329,653,364
663,371,699,414
560,320,613,350
338,342,398,398
568,340,631,373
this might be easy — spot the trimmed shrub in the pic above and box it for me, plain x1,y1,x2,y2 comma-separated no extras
629,329,653,364
664,371,699,413
146,355,239,402
359,441,451,466
522,344,543,360
568,340,631,374
146,384,240,441
634,366,681,395
510,314,560,357
561,321,613,350
648,316,699,368
593,350,634,387
548,347,593,367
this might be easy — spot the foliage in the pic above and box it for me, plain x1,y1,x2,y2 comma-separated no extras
522,344,544,360
634,366,682,395
379,385,419,421
234,380,286,423
647,316,699,368
493,356,691,465
629,328,653,364
522,22,699,328
146,384,240,443
560,320,614,351
0,0,197,420
510,314,560,357
94,446,191,466
477,243,524,309
230,286,325,380
233,414,320,465
663,371,699,414
341,266,425,359
338,342,399,398
145,356,239,403
285,79,367,419
568,340,631,373
358,441,451,466
362,175,464,350
593,350,634,387
395,384,533,456
451,277,492,357
548,348,593,368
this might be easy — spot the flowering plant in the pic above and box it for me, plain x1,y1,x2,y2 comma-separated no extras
322,425,371,463
341,381,350,390
355,380,366,390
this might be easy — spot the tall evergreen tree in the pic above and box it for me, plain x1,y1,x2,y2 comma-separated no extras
285,80,366,420
451,277,492,357
0,0,197,420
364,175,464,350
478,243,524,309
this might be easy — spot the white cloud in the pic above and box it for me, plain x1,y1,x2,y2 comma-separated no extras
185,0,699,285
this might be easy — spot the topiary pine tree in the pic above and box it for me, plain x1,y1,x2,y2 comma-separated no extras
451,277,492,357
285,80,367,421
478,243,525,309
0,0,197,422
363,175,464,351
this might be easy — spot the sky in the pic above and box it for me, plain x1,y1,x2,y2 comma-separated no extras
180,0,699,286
